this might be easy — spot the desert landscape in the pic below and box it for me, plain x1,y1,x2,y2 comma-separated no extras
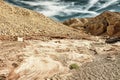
0,0,120,80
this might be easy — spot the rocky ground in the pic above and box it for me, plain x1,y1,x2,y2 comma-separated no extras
0,37,120,80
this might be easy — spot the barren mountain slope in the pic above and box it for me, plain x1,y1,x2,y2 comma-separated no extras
0,1,88,40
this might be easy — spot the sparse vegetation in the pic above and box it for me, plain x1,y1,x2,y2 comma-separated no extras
69,63,79,70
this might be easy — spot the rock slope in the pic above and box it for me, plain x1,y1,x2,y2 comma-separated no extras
0,0,89,40
84,11,120,36
63,11,120,37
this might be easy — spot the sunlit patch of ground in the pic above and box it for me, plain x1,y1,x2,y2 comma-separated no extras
0,38,120,80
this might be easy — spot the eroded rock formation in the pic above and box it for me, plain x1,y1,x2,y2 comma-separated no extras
63,11,120,37
84,11,120,36
63,18,90,30
0,38,119,80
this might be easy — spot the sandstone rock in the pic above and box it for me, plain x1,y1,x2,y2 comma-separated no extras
84,11,120,37
1,37,120,80
63,18,89,30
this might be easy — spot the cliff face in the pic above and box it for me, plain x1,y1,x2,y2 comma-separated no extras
0,1,89,40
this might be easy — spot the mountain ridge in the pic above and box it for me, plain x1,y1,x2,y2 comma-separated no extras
0,0,88,40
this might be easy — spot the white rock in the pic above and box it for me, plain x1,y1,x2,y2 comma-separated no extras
17,37,23,42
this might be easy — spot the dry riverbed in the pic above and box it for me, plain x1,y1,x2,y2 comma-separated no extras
0,38,120,80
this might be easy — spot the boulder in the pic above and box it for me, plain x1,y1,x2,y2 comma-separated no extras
105,37,120,43
84,11,120,37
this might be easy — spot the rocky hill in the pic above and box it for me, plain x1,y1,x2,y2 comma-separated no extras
63,11,120,37
0,0,89,40
84,11,120,37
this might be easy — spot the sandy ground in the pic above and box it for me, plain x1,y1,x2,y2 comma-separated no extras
0,38,120,80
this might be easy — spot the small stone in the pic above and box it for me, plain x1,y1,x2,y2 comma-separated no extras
0,75,6,80
17,37,24,42
105,37,120,43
